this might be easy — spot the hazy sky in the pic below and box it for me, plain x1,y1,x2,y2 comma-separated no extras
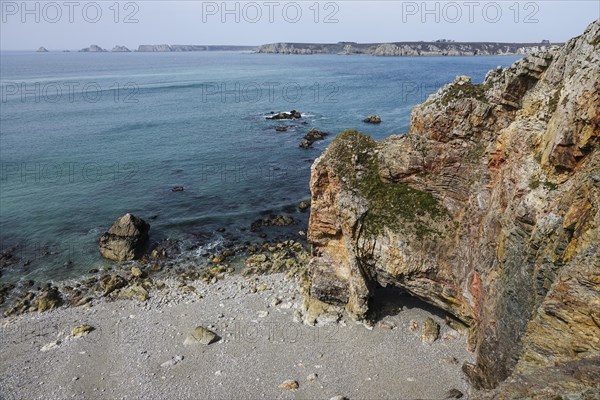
1,1,599,50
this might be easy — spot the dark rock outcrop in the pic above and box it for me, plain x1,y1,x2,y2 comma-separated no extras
99,214,150,261
363,115,381,124
305,19,600,397
36,47,48,52
300,128,328,149
266,110,302,120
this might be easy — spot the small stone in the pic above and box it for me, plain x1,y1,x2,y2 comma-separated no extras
71,324,94,338
307,373,318,381
379,321,396,330
270,297,282,307
257,311,268,318
131,267,143,278
330,396,348,400
420,317,440,344
257,283,269,292
183,326,218,345
409,319,419,333
161,355,183,367
40,340,60,352
278,379,299,390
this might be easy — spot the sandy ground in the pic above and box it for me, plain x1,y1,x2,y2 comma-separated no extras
0,273,473,400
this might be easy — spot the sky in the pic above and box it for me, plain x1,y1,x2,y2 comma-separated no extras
1,1,599,50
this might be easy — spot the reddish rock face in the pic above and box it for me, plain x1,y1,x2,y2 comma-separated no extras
306,19,600,396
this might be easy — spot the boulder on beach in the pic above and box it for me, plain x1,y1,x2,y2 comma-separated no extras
183,326,219,345
98,213,150,261
363,114,382,123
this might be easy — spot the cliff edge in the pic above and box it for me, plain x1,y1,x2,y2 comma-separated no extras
306,19,600,397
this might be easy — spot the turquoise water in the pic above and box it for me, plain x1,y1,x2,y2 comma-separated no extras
0,51,521,283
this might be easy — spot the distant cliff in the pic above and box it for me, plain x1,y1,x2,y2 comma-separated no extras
136,44,256,52
306,19,599,397
257,41,556,56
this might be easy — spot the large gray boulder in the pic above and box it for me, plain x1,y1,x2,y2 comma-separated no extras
99,213,150,261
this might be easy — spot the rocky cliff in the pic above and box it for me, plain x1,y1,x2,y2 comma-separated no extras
306,19,600,397
256,41,553,56
136,44,255,52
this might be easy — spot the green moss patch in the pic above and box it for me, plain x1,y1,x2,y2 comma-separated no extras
326,130,445,238
439,82,489,107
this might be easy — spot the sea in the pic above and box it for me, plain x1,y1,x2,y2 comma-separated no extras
0,51,521,285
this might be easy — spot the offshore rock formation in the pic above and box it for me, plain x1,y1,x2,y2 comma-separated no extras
306,19,600,396
99,214,150,261
111,45,131,52
256,41,554,56
79,44,106,52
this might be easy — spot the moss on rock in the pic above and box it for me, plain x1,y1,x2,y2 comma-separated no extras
327,130,444,237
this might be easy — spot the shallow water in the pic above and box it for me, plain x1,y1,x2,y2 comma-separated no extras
0,51,521,283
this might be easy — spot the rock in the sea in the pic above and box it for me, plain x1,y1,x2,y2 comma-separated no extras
111,45,131,52
183,326,218,345
304,19,600,395
71,324,94,338
171,186,184,192
37,46,48,52
79,44,106,52
299,128,328,149
363,114,381,123
275,125,289,132
420,317,440,344
250,215,295,231
98,213,150,261
278,379,299,390
266,110,302,120
298,200,311,211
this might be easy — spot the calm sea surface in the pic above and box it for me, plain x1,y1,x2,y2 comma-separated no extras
0,51,520,284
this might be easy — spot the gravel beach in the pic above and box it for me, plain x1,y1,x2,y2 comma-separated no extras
0,273,473,400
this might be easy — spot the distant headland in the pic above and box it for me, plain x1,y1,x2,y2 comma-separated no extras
36,40,558,56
